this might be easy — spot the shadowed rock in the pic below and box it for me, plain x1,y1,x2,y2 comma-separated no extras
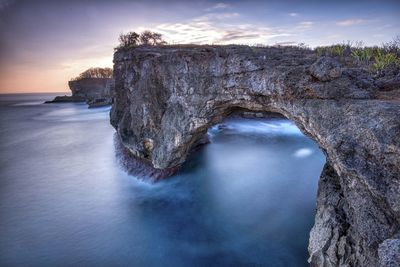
110,45,400,266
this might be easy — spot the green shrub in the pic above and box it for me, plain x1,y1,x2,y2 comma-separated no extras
71,67,113,81
351,47,373,65
314,44,348,57
372,51,399,72
115,30,166,51
315,47,326,56
329,44,346,57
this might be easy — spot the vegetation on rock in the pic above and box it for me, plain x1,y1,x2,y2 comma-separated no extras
314,36,400,74
116,30,166,51
71,67,113,81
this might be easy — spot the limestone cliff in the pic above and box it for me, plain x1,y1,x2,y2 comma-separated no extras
69,78,114,106
46,78,114,108
111,45,400,266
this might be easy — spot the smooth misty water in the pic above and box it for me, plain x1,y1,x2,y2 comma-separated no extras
0,94,325,267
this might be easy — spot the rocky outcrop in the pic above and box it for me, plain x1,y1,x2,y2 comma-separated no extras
69,78,114,105
110,45,400,266
44,95,85,103
46,78,114,108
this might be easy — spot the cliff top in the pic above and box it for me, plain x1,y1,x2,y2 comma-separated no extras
114,44,400,102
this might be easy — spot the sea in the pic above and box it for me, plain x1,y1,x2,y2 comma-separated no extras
0,93,326,267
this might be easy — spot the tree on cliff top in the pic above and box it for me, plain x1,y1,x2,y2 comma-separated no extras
139,31,165,45
116,30,166,50
71,67,113,81
118,31,140,48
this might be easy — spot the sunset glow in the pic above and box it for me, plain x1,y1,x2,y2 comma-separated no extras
0,0,399,93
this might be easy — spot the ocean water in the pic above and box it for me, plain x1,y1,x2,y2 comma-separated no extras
0,94,326,267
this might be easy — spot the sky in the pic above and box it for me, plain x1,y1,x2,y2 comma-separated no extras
0,0,399,93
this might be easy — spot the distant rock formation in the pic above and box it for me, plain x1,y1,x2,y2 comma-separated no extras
45,95,86,103
45,77,114,108
111,45,400,266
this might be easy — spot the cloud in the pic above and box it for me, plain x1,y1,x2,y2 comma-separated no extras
155,18,294,45
217,31,262,42
297,21,314,29
153,21,220,44
194,12,240,21
289,12,298,17
336,18,368,26
152,11,296,45
206,2,229,11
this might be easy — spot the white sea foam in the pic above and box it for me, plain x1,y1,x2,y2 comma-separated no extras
209,118,304,136
294,148,313,157
12,101,44,106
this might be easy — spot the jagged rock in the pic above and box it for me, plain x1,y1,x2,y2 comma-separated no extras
309,56,342,82
379,237,400,267
87,98,112,108
308,162,346,267
110,45,400,266
376,75,400,91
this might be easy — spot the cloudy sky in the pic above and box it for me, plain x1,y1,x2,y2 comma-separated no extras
0,0,399,93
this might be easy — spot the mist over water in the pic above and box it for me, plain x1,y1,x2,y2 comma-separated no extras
0,94,325,267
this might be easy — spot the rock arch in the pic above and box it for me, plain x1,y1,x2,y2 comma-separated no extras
111,46,400,266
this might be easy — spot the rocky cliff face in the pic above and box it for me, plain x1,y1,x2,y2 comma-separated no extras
46,78,114,107
111,46,400,266
69,78,114,107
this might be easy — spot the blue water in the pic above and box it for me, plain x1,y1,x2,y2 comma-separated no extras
0,94,326,267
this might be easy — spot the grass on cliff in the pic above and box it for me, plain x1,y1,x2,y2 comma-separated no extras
162,39,400,74
314,37,400,73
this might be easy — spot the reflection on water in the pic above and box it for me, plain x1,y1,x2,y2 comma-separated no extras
0,94,325,267
37,105,111,122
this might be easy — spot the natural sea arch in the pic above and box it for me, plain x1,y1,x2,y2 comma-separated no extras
190,111,327,265
111,46,400,266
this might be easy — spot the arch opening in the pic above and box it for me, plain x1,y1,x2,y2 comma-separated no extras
182,112,327,266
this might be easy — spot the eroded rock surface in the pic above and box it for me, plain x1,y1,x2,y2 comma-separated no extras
110,46,400,266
